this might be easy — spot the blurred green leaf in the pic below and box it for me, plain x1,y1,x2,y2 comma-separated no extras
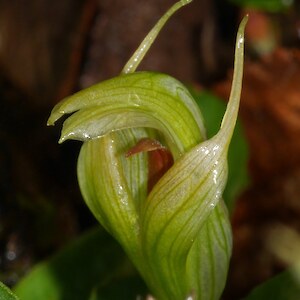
0,282,19,300
244,269,300,300
89,275,148,300
192,90,249,213
229,0,294,12
14,227,145,300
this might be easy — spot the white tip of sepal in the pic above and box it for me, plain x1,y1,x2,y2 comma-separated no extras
181,0,193,5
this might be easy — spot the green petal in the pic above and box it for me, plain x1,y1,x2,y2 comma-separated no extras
141,135,228,299
77,128,151,258
186,202,232,300
48,72,206,157
140,16,247,299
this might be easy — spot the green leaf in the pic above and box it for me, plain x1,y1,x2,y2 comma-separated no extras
193,91,249,212
244,269,300,300
0,282,19,300
14,227,137,300
88,275,148,300
230,0,294,12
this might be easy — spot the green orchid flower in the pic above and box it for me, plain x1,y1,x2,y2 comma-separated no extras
48,0,247,299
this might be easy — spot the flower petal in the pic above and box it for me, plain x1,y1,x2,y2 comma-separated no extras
186,202,232,300
140,16,247,299
77,128,150,258
48,72,206,157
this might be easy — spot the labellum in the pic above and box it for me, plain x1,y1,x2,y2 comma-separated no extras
125,138,174,192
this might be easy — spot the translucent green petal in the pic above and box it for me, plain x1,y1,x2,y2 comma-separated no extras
186,202,232,300
77,129,150,258
140,135,228,299
48,72,206,157
140,16,247,299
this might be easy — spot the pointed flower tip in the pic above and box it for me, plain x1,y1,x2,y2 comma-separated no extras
47,112,60,127
58,133,72,144
47,114,56,126
58,138,64,144
236,16,248,52
47,101,67,126
217,15,247,147
239,15,249,36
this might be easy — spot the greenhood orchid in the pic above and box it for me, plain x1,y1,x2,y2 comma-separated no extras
48,0,247,299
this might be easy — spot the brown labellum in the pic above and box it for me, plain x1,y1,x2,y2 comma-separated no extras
126,138,174,192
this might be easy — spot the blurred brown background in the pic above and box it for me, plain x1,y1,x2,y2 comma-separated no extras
1,0,300,299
